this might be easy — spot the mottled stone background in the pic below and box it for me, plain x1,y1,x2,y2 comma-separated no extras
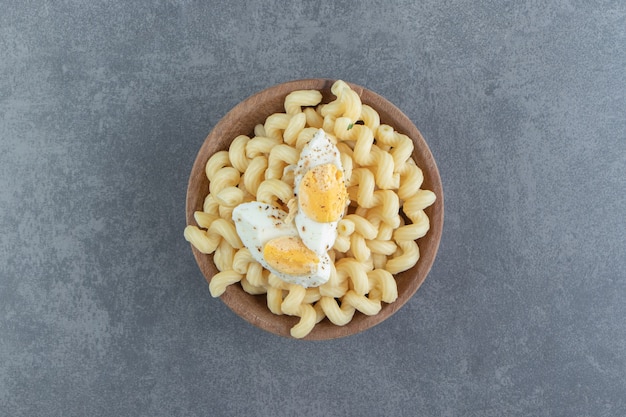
1,1,625,416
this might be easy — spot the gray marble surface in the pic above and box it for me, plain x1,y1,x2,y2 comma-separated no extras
1,1,625,416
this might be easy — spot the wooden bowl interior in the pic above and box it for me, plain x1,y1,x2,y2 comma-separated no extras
186,79,443,340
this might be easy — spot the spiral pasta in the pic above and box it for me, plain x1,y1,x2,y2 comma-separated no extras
184,80,436,338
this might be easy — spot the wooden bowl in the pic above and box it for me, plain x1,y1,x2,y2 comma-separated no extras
186,79,444,340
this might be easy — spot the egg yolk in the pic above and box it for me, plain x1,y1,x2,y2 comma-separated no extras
299,164,347,223
263,236,320,275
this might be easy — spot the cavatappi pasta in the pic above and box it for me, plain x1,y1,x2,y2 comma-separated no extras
184,80,436,338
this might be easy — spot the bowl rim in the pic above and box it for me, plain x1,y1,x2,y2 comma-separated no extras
186,78,444,340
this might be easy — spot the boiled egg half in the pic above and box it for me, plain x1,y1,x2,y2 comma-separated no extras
293,129,349,255
232,201,331,287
